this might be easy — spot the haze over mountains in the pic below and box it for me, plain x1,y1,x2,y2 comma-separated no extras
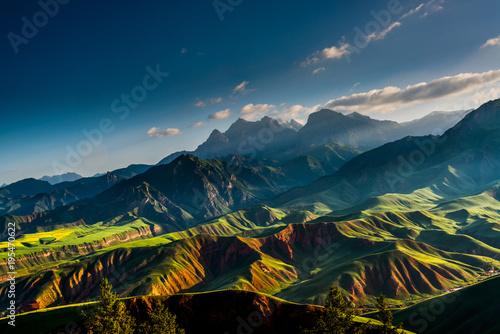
270,100,499,211
39,172,83,185
400,109,470,136
159,108,468,166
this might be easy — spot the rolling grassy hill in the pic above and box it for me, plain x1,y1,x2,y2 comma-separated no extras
392,275,500,334
3,199,499,311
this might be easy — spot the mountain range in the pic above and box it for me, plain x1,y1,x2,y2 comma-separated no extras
1,102,496,334
159,109,468,166
400,109,470,136
0,108,467,218
39,172,83,185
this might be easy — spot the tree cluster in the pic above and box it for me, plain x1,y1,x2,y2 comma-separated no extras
82,278,185,334
303,285,405,334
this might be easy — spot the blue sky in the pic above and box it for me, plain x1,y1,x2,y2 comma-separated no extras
1,0,500,185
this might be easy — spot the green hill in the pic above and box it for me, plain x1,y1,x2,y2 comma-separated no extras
392,275,500,334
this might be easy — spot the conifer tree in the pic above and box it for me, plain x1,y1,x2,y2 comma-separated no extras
82,278,135,334
374,293,404,334
139,302,186,334
303,285,370,334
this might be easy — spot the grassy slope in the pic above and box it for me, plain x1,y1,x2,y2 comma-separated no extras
392,275,500,334
3,193,499,310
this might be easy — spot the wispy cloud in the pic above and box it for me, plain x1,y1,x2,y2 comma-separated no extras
469,86,500,107
400,3,425,20
351,82,361,92
325,70,500,114
302,42,351,66
194,97,223,107
374,21,401,40
312,67,326,74
181,48,188,54
147,127,182,137
321,43,351,60
422,0,445,16
404,0,445,19
270,104,322,123
238,104,276,121
232,81,255,96
481,35,500,48
209,109,231,119
190,121,206,127
301,22,401,66
302,0,446,66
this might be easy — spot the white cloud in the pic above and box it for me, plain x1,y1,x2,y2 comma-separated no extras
302,42,351,66
481,35,500,48
232,81,254,95
415,0,445,18
400,3,425,20
238,104,276,121
351,82,361,92
190,121,206,128
181,48,188,54
302,21,401,66
469,86,500,107
359,22,402,44
374,21,401,41
312,67,326,74
234,81,247,92
147,127,182,137
209,109,231,119
325,69,500,114
301,0,446,67
194,97,223,107
322,44,351,60
269,104,322,123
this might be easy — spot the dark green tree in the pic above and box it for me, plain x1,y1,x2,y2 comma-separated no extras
82,278,136,334
374,294,403,334
139,302,186,334
303,285,370,334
